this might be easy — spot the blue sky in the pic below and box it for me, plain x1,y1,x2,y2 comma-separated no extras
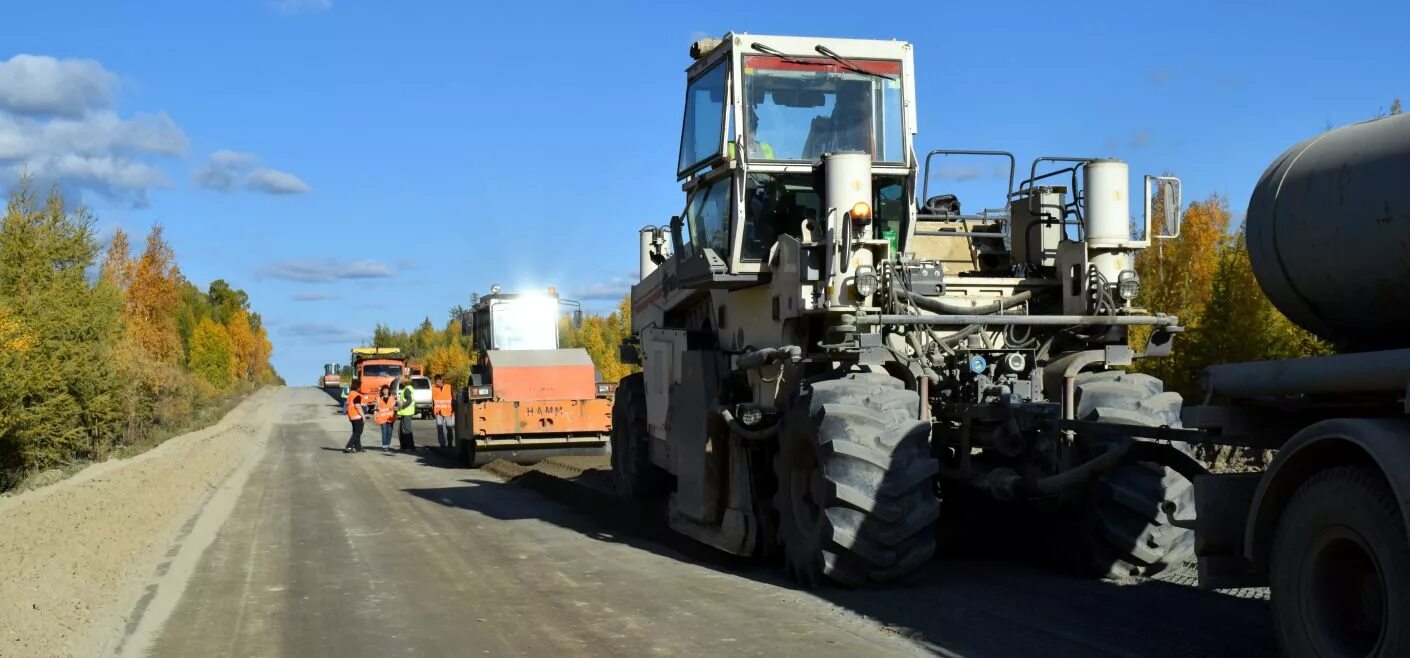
0,0,1404,382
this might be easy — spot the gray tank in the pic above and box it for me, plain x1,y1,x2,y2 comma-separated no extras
1246,113,1410,351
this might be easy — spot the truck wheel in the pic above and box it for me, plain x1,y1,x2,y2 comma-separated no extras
1271,465,1410,658
1064,370,1197,579
774,372,939,587
611,373,668,498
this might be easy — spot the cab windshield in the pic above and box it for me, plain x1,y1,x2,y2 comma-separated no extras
361,364,403,378
743,56,904,163
490,296,559,351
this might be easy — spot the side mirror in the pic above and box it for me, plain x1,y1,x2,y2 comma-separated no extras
1144,175,1183,240
573,309,584,328
458,310,472,337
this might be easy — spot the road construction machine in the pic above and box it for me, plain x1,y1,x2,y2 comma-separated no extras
319,363,342,395
453,286,614,466
615,33,1195,589
351,347,406,398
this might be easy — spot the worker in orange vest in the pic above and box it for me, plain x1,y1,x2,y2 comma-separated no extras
373,384,397,454
343,379,365,453
431,374,455,448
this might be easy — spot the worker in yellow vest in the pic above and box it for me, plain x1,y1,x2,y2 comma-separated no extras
431,374,455,448
396,377,417,452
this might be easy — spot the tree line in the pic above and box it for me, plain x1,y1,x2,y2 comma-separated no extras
359,294,637,387
0,183,280,489
1131,193,1330,397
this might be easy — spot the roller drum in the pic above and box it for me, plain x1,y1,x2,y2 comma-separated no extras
1246,113,1410,351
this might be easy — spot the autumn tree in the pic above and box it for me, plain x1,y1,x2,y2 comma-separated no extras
189,317,236,390
1187,230,1331,370
124,226,183,364
225,307,258,382
1131,194,1231,395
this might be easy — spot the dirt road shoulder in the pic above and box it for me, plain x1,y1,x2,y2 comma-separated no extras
0,387,282,657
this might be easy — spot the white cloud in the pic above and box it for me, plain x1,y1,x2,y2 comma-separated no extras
0,54,117,118
291,290,342,302
269,0,332,15
258,258,395,283
281,322,364,344
193,150,310,195
573,275,635,302
930,165,984,182
0,54,187,205
246,168,310,194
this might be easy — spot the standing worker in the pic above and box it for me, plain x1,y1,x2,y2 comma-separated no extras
374,384,397,454
431,374,455,448
397,376,417,452
343,379,365,453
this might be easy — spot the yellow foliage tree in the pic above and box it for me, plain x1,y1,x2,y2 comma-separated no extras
1131,194,1231,395
561,294,637,383
1187,230,1331,369
425,344,473,388
252,324,275,384
125,226,183,364
225,307,258,382
188,317,235,390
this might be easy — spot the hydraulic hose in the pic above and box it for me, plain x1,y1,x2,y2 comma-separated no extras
903,289,1033,315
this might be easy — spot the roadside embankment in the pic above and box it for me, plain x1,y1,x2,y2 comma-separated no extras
0,387,281,657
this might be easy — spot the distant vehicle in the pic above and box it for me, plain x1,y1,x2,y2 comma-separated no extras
319,363,341,395
410,375,433,418
453,285,613,466
351,347,406,400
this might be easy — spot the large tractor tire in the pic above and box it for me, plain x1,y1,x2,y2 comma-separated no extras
611,374,668,499
1062,370,1197,579
1271,465,1410,658
774,372,939,587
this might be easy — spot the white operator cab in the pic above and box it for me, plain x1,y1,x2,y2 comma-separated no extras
634,34,919,350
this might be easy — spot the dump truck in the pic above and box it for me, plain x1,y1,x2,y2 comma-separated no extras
617,32,1194,588
351,347,406,399
452,286,613,466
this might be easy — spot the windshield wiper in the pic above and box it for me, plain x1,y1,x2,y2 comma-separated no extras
814,45,895,81
750,42,819,67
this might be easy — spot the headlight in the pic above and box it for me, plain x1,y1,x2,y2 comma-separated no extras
1004,352,1026,372
596,382,617,396
1117,270,1140,301
853,266,878,297
738,405,764,427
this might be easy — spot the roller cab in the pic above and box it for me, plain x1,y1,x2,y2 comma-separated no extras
454,288,612,466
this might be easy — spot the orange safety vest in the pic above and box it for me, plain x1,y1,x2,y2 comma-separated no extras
432,383,454,417
374,394,396,425
345,391,364,421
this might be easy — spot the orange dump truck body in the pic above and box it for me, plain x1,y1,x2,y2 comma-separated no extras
466,349,611,449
